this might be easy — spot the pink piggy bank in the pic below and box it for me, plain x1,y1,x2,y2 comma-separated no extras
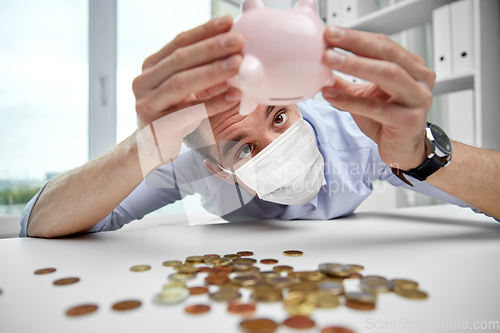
228,0,334,115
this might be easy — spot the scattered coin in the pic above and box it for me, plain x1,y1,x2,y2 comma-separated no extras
395,289,428,300
233,275,260,287
185,304,210,315
391,279,419,291
204,254,220,258
189,287,209,296
111,300,141,311
204,257,228,265
234,258,257,265
273,265,293,274
130,265,151,272
347,264,364,272
284,315,316,329
198,267,211,273
224,254,241,260
259,271,280,281
313,290,340,309
252,286,283,303
260,259,278,265
53,277,80,286
205,275,230,285
345,299,376,311
227,302,257,315
176,264,199,274
344,292,377,303
162,260,182,267
186,256,205,264
319,263,351,277
321,326,356,333
283,250,303,257
237,251,254,257
240,318,279,333
319,282,344,295
346,272,363,279
153,287,189,305
34,268,56,275
267,276,293,289
360,276,392,293
168,273,196,282
284,291,315,315
65,304,98,317
163,281,186,289
210,290,242,303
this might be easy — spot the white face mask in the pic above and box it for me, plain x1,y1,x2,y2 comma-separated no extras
222,118,324,205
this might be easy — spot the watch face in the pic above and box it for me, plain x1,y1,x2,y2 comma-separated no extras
429,124,452,154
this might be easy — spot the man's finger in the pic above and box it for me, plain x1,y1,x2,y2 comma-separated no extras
322,86,409,126
144,15,234,69
324,50,430,107
141,55,242,114
325,26,436,89
141,31,243,90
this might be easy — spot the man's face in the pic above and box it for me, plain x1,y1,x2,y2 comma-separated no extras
207,104,302,171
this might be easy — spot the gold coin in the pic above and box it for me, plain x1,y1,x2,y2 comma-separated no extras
240,318,279,333
176,264,199,274
205,257,228,265
318,282,343,295
224,254,241,261
361,276,391,293
391,279,419,291
232,275,260,287
130,265,151,272
153,287,189,305
162,281,186,289
259,271,280,281
252,286,283,302
266,276,293,289
347,264,364,272
233,263,254,272
283,291,315,316
312,290,340,309
395,289,428,300
273,265,293,274
210,290,242,302
234,258,257,265
186,256,205,264
162,260,182,267
289,281,319,293
318,263,351,277
168,273,196,282
283,250,303,257
290,271,324,282
111,300,141,311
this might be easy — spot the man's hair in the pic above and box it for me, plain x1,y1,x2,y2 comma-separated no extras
183,127,217,163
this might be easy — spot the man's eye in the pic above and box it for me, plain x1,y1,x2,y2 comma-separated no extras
238,145,254,159
274,112,287,127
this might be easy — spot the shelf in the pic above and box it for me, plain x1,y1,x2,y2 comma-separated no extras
346,0,454,35
432,72,474,96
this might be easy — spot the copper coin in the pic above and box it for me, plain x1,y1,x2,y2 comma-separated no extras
189,286,209,295
185,304,210,315
283,250,303,257
237,251,254,257
260,259,279,265
34,268,56,275
345,299,376,311
66,304,98,317
346,272,363,279
211,266,233,275
240,318,279,333
53,277,80,286
198,267,211,273
205,275,230,285
204,254,220,258
321,326,356,333
284,315,316,329
227,302,257,315
112,300,141,311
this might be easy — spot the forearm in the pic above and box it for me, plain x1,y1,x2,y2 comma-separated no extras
427,140,500,219
27,132,144,238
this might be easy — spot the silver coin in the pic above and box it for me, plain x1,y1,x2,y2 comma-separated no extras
318,263,351,277
361,275,391,293
344,291,377,303
319,282,344,295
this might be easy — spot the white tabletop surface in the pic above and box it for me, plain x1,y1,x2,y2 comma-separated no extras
1,204,499,333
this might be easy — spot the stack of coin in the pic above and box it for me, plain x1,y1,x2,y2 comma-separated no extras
391,279,428,300
360,275,392,294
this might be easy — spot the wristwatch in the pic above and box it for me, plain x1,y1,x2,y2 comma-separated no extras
392,122,453,186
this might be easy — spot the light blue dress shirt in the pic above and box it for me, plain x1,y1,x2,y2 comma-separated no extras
20,99,483,237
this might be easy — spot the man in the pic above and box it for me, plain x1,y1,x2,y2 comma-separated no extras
21,15,500,238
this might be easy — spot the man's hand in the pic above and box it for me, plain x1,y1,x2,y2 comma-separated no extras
321,25,436,171
132,15,243,137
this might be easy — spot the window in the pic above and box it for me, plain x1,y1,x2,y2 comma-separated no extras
0,0,88,215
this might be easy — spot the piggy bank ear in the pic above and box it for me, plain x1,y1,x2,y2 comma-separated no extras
294,0,318,13
242,0,266,12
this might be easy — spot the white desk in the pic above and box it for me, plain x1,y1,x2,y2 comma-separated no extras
1,205,499,333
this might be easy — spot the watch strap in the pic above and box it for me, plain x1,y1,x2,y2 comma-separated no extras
402,154,448,181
